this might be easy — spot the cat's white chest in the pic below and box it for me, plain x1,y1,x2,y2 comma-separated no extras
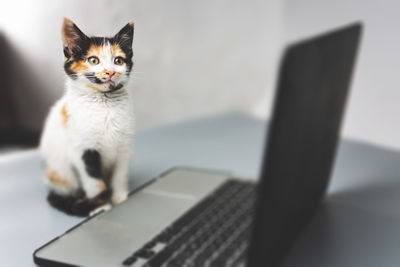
68,95,134,153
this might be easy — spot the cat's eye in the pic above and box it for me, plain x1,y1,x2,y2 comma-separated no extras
114,57,124,66
88,56,100,65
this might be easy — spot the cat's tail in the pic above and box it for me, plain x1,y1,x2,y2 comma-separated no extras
47,190,110,217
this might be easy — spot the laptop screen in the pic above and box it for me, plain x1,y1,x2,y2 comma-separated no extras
248,23,362,267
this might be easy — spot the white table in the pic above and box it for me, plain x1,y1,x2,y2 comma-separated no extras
1,113,400,266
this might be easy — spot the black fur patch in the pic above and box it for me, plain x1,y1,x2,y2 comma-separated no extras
63,47,70,58
64,60,78,80
107,83,124,93
69,28,90,61
47,189,110,217
111,23,134,72
90,37,107,47
82,149,102,178
85,72,103,84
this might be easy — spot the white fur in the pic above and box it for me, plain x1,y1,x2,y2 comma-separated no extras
40,40,134,205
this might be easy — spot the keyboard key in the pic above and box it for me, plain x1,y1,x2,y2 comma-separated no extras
122,255,137,265
134,248,155,259
143,240,157,250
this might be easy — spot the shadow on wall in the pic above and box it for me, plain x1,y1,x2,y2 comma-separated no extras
0,32,46,148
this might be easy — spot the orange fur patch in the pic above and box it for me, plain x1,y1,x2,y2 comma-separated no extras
46,170,70,186
97,181,106,192
61,104,68,128
98,68,121,80
110,44,125,58
70,60,88,72
87,45,102,56
99,69,111,75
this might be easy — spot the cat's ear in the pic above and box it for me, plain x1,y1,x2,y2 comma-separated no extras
114,21,134,49
61,17,89,59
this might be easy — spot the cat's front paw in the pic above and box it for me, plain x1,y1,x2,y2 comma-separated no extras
111,191,128,205
89,203,112,216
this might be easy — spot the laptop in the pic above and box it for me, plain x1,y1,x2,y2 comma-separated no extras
33,23,362,267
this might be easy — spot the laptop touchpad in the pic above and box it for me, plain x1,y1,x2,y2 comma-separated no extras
99,169,228,233
100,191,197,233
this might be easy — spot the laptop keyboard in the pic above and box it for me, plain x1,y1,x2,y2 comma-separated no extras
122,179,256,267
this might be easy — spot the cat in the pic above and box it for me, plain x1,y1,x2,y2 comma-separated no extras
39,18,135,216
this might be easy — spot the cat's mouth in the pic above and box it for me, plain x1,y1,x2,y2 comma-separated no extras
84,72,124,93
85,72,118,86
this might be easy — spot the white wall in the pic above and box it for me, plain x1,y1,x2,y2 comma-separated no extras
2,0,397,150
0,0,282,131
284,0,400,150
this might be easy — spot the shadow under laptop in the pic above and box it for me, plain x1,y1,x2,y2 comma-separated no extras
329,139,400,193
282,157,400,267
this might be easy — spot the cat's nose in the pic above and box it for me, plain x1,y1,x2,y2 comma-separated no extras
105,71,115,79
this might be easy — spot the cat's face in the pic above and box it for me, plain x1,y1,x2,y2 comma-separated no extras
62,18,134,93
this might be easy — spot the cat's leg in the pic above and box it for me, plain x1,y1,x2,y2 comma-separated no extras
110,150,131,204
42,140,80,196
40,99,80,195
70,148,107,199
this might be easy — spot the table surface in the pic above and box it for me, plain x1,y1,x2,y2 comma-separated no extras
1,113,400,267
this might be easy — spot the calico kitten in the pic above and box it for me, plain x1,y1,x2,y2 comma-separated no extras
39,18,135,216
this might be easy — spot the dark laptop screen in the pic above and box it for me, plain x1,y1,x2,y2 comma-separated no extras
248,23,362,267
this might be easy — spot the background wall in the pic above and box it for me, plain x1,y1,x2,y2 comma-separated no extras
0,0,282,132
284,0,400,149
0,0,399,150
